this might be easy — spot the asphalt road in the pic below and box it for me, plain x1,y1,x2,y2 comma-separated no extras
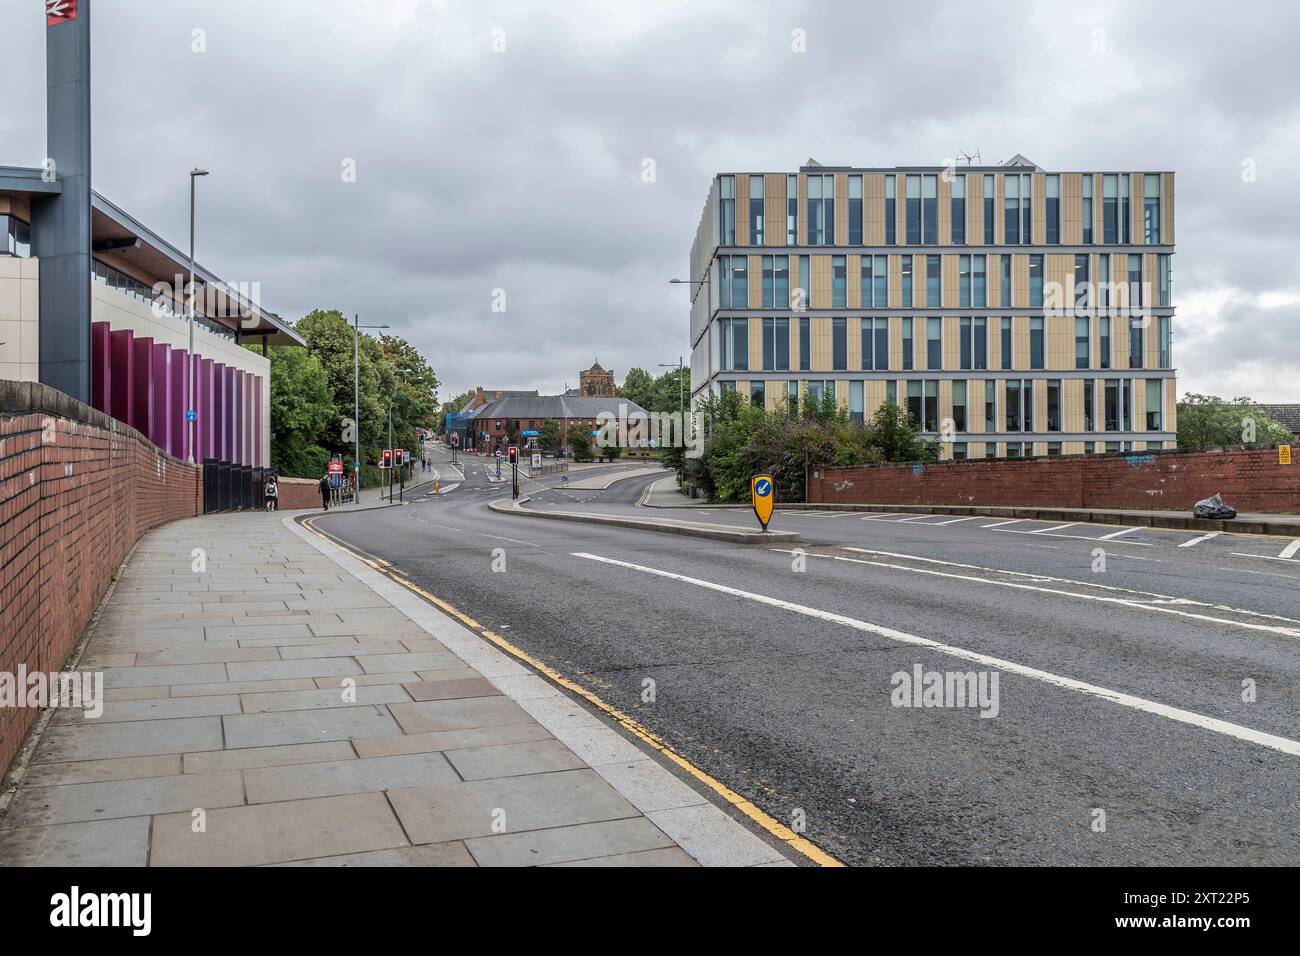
314,447,1300,866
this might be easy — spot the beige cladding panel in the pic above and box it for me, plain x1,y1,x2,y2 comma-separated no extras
913,255,926,309
864,173,886,245
994,174,1005,246
847,254,862,308
888,255,902,308
987,254,1002,308
1114,315,1129,370
747,255,762,307
1013,317,1030,370
938,175,952,245
1061,172,1083,245
942,254,959,308
942,317,959,371
889,316,903,369
1032,173,1046,244
847,317,862,370
865,379,886,420
1163,173,1175,245
987,315,1002,370
835,380,849,409
1063,379,1084,432
1165,379,1178,433
834,174,849,245
1013,254,1029,308
735,173,749,246
748,318,763,372
938,379,953,425
764,174,785,247
1047,316,1072,370
789,318,802,370
811,255,832,309
810,317,833,372
895,178,907,245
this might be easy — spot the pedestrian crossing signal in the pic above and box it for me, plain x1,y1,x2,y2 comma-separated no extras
394,448,405,466
381,449,392,469
507,446,518,464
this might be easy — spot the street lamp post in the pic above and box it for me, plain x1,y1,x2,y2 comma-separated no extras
658,356,685,419
353,316,390,505
186,168,209,464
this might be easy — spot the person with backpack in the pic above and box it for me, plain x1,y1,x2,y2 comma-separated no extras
264,475,279,512
319,473,331,510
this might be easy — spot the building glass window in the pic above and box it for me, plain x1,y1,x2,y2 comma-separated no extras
1122,378,1132,431
787,175,798,245
1001,254,1011,305
1045,174,1060,244
1129,254,1143,310
1157,254,1171,307
901,256,914,307
722,255,747,308
1098,255,1111,311
719,176,735,245
1120,174,1131,244
1006,380,1022,431
1104,379,1119,431
885,174,897,245
1099,317,1111,369
761,255,789,309
861,254,887,307
799,317,810,371
1,215,32,257
953,380,967,432
926,317,942,369
788,380,799,414
1029,255,1044,307
973,254,987,307
1130,319,1144,369
1082,175,1094,244
808,174,835,245
763,317,790,371
798,255,810,311
849,380,864,423
832,255,847,308
1030,317,1044,369
1084,379,1095,431
985,384,996,431
832,318,847,370
749,175,764,245
951,175,966,245
1047,442,1062,457
1075,317,1090,369
721,318,748,371
1001,316,1013,369
849,175,863,245
750,381,765,407
906,175,922,244
1075,254,1090,310
902,318,914,371
1146,379,1163,430
1102,174,1118,244
922,174,938,244
1047,380,1061,431
862,318,888,371
1158,316,1171,368
926,255,941,307
983,174,995,244
960,318,988,370
953,442,968,461
1144,175,1161,244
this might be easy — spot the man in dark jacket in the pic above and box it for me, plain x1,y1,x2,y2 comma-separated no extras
319,474,331,510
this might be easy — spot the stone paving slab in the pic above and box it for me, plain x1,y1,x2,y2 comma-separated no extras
0,512,796,868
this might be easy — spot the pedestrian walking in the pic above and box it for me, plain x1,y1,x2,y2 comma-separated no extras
264,474,279,512
319,473,331,510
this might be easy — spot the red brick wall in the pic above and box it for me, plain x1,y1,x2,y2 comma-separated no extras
0,381,200,779
809,446,1300,513
277,477,325,509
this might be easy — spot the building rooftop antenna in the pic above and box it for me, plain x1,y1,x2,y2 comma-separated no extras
956,149,982,166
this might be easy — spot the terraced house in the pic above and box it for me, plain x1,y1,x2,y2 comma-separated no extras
687,156,1176,459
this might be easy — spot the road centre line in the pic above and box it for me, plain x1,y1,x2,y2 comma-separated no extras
834,547,1300,632
570,552,1300,758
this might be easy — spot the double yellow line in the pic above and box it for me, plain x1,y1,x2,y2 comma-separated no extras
301,514,843,868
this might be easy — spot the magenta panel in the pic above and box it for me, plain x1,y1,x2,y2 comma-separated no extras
170,348,188,460
151,343,173,456
200,358,214,460
233,369,245,465
108,330,134,426
222,364,235,462
91,322,111,415
252,374,262,467
132,337,154,436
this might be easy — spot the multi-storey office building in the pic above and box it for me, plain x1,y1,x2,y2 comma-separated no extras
687,156,1176,459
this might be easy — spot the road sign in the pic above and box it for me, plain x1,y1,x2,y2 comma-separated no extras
522,429,539,437
495,449,503,459
1282,445,1293,465
185,409,197,423
328,460,343,474
751,474,775,531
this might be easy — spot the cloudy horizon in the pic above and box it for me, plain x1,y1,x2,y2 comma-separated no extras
2,0,1297,403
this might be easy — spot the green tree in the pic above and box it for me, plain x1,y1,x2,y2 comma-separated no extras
1176,394,1293,450
538,419,562,456
569,429,592,461
619,367,655,409
266,347,334,477
864,400,940,463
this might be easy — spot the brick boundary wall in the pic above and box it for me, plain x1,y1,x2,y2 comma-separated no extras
0,380,201,780
277,477,325,510
808,446,1300,514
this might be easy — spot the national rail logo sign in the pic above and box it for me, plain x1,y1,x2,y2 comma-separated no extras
751,474,774,531
46,0,77,25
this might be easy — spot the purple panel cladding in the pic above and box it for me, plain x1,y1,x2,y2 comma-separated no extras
222,364,235,462
91,322,111,414
132,336,154,436
252,374,262,467
200,358,214,460
233,369,245,464
151,343,173,456
108,329,134,426
211,363,225,461
170,348,188,461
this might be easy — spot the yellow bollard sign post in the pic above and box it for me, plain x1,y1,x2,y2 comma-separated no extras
751,474,775,531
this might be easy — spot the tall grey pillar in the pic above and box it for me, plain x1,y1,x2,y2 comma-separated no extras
33,0,93,403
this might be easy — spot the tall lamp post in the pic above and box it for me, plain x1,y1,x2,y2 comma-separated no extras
186,168,209,464
353,315,390,504
658,357,685,419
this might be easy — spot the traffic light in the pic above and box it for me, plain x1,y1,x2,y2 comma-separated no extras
381,449,392,469
507,446,518,464
394,448,404,466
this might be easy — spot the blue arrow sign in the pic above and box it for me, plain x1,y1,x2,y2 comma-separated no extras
185,409,197,422
755,478,772,497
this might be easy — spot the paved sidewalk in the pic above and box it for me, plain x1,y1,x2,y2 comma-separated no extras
0,512,792,867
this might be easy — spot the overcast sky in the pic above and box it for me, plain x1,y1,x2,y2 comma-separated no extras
2,0,1298,402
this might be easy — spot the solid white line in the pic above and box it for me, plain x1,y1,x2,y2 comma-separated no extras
981,518,1027,528
1231,553,1300,565
895,514,938,522
1030,523,1078,534
1179,530,1221,548
933,515,979,525
835,547,1300,635
1098,527,1142,540
1281,540,1300,560
991,527,1154,546
571,552,1300,758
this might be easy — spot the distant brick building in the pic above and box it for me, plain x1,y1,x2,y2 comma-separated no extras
579,360,616,398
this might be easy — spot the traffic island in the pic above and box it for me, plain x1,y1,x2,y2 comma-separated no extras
490,497,801,544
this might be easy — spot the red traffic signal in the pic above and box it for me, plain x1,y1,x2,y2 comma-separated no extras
394,448,404,466
507,446,518,463
381,449,392,468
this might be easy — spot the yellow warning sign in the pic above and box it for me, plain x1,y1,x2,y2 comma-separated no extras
1281,445,1292,465
751,474,775,531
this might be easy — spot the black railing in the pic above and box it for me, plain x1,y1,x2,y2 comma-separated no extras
203,459,267,513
